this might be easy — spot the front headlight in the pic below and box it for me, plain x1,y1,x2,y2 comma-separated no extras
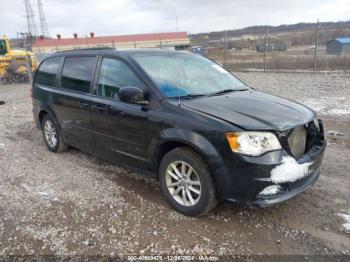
225,132,282,156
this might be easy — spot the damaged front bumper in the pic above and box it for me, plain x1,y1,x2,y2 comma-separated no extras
253,167,321,207
225,119,326,207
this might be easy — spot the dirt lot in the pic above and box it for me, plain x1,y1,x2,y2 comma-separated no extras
0,72,349,259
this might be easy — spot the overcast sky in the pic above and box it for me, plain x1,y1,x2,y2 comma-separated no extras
1,0,350,38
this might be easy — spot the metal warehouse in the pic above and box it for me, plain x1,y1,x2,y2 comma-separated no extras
32,31,190,55
326,37,350,55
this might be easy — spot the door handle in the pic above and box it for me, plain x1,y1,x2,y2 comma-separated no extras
79,101,89,108
93,104,106,112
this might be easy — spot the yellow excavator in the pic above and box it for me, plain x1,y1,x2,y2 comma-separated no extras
0,36,37,84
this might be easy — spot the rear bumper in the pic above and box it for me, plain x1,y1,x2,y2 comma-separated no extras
220,120,326,206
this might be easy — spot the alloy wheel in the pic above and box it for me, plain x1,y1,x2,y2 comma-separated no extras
165,161,201,207
44,119,57,148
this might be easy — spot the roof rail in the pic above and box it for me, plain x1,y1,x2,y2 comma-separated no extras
55,47,116,53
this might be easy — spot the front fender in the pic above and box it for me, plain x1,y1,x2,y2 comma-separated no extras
149,128,229,191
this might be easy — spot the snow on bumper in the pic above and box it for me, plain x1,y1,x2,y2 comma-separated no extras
270,156,312,184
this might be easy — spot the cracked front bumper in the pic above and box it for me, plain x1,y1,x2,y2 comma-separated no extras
252,167,321,207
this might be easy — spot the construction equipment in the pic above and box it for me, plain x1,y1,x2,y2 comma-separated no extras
37,0,50,38
0,36,37,84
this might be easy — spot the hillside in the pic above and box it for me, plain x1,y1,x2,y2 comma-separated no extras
190,20,350,46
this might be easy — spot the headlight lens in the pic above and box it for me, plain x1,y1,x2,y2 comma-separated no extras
225,132,282,156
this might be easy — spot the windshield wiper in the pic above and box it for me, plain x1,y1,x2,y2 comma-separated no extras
208,88,246,96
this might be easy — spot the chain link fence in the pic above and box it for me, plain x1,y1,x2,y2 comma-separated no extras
206,47,350,72
198,26,350,72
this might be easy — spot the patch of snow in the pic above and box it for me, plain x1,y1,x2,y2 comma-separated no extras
337,213,350,233
327,108,350,116
258,185,281,196
328,130,344,136
304,98,350,116
22,185,60,202
38,191,59,202
0,143,5,149
271,156,312,184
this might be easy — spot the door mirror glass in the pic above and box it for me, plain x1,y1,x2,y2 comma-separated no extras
119,86,148,105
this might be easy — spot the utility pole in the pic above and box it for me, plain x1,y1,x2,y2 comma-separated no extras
313,19,320,72
176,16,179,32
37,0,50,38
85,35,90,48
224,29,228,68
24,56,33,84
264,26,269,72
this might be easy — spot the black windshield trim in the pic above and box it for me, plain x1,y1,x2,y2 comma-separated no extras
167,93,207,100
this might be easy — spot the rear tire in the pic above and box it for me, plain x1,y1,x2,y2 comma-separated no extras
159,147,217,216
41,114,68,153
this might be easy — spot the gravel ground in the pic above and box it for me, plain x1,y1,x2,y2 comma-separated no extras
0,72,349,259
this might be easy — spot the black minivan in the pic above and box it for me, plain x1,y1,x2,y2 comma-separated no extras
32,49,326,216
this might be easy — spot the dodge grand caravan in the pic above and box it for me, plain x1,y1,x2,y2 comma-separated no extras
32,49,326,216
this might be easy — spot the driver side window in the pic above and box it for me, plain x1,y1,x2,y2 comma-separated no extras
97,58,144,100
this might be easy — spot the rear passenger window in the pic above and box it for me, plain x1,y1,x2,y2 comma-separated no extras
97,58,144,99
35,57,61,87
61,56,96,93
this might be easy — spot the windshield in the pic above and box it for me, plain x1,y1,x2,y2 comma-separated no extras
132,52,247,98
0,40,7,55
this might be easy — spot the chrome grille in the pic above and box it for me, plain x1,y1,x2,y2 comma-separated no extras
288,126,307,159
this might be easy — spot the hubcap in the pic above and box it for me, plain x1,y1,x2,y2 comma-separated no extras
44,119,57,148
165,161,201,207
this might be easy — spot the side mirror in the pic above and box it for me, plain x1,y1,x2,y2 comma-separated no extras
118,86,149,106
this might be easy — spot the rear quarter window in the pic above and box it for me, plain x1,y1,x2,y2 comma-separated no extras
61,56,96,93
35,57,61,87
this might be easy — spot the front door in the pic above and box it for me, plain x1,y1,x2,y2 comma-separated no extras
90,57,151,168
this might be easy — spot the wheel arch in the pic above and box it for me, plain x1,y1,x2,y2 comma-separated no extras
38,110,49,127
38,105,60,130
150,128,225,181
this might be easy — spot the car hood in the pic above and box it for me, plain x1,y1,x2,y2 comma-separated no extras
182,90,315,131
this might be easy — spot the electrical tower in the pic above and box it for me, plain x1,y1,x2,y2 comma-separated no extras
24,0,39,38
37,0,50,38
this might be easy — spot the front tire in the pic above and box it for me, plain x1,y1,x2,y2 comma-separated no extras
159,147,217,216
41,114,68,152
